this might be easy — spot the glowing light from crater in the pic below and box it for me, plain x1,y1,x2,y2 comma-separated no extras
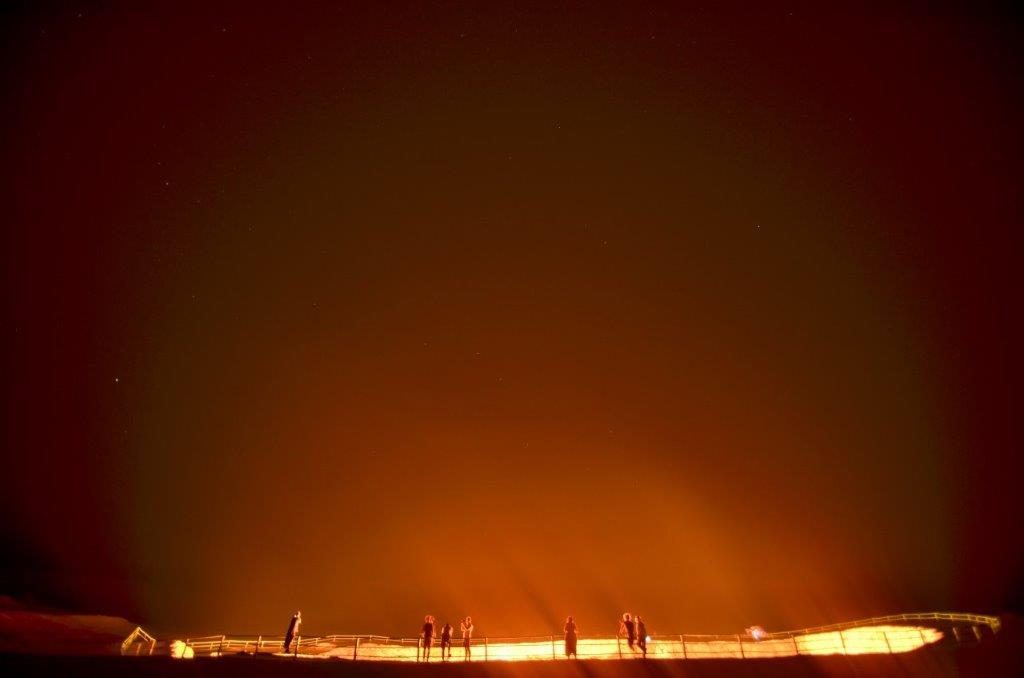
310,625,942,661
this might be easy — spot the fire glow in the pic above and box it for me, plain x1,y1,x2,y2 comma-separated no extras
138,612,1000,662
303,625,942,662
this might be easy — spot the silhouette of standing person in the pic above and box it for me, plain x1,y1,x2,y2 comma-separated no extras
564,616,579,658
636,615,648,657
283,611,301,654
619,612,638,652
460,616,474,660
440,622,454,661
421,615,435,661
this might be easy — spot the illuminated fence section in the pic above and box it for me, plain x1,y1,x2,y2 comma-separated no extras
124,612,998,661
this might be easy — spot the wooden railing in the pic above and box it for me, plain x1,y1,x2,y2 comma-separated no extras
121,610,1001,660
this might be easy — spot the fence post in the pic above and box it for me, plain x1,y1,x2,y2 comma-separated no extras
839,630,847,655
417,637,421,663
484,637,488,661
617,634,622,659
882,630,892,653
738,634,745,658
792,634,800,656
256,635,262,655
679,634,686,659
550,635,556,659
354,637,360,661
219,635,225,656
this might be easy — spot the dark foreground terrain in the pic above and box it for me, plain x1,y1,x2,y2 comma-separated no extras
1,647,1020,678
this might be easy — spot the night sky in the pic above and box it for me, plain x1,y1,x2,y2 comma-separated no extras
3,3,1022,638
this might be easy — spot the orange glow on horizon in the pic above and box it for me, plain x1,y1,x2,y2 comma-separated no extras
268,625,942,662
149,613,999,662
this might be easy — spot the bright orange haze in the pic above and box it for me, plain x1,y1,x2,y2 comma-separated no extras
170,620,951,660
3,4,1021,638
324,626,943,661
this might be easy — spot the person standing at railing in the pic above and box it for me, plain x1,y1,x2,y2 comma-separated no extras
636,616,648,657
421,615,436,661
460,616,474,660
283,611,301,654
440,622,454,661
564,616,579,658
619,613,639,653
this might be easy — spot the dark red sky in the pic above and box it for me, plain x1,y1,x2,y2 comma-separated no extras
2,2,1022,638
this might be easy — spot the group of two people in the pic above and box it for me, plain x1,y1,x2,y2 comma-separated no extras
422,615,474,661
619,612,649,657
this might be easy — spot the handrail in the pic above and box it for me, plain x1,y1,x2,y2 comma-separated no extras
763,612,1001,637
124,611,1000,660
119,626,157,656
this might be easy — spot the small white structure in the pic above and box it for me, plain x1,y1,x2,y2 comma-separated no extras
746,625,767,641
170,639,195,659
